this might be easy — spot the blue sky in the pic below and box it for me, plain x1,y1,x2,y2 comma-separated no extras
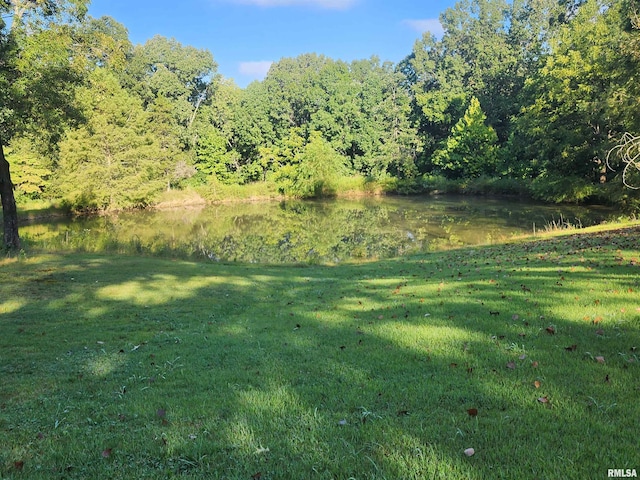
87,0,455,87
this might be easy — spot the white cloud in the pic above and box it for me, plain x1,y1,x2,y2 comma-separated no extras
238,60,273,80
226,0,356,9
403,18,444,38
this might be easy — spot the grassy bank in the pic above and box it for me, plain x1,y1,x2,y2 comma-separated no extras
1,226,639,479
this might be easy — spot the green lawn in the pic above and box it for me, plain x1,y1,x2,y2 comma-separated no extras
1,226,639,479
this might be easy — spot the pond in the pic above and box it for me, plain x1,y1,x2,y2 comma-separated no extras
21,195,617,263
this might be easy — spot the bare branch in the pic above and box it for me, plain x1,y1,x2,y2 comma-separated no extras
607,132,640,189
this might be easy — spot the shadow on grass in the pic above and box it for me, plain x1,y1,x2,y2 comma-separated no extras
0,227,639,478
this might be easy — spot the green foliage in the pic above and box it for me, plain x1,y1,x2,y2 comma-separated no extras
4,0,640,211
0,0,91,248
2,16,86,146
529,174,599,203
4,137,53,200
512,0,634,200
76,16,132,72
55,69,167,210
240,55,419,182
408,33,469,149
462,176,528,196
421,174,463,194
194,126,245,184
278,131,347,198
195,127,227,176
404,0,541,163
124,36,216,120
432,97,499,179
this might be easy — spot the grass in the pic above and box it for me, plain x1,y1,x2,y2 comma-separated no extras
1,225,639,479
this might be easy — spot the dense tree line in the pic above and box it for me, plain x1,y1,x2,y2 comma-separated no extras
2,0,640,246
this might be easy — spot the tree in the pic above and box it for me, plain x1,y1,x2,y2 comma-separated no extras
260,54,331,140
432,97,498,179
512,0,630,201
195,126,239,183
246,54,419,181
604,0,640,195
0,0,89,249
287,131,346,198
4,136,52,200
192,78,248,183
349,58,419,179
56,69,164,210
77,15,132,73
124,35,217,131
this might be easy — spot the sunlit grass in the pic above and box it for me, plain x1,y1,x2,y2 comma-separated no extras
1,226,639,478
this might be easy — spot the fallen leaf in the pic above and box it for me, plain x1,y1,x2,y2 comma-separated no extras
532,361,539,368
546,326,555,334
464,448,475,457
506,361,516,370
252,472,262,480
14,461,24,470
537,396,549,404
595,356,605,364
534,380,541,389
337,419,347,426
101,448,112,458
595,329,604,336
156,408,166,418
519,354,527,360
565,344,577,351
467,408,478,417
397,410,410,416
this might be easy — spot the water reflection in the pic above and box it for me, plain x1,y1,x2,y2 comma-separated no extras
21,195,616,263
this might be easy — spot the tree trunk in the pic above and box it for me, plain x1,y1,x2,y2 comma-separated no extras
0,140,20,250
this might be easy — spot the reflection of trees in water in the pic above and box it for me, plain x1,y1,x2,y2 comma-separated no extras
198,202,405,262
21,197,615,263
